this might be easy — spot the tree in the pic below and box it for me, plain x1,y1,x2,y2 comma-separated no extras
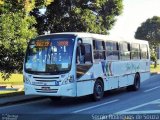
32,0,123,35
0,0,54,80
0,0,122,79
150,50,157,68
135,16,160,67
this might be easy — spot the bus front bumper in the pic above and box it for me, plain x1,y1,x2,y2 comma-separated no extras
24,84,76,97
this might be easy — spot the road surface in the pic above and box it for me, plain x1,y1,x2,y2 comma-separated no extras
0,74,160,120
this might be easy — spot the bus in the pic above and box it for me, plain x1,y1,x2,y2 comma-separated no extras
23,32,150,101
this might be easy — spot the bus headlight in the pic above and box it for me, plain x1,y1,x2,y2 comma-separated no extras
24,76,31,84
62,75,74,85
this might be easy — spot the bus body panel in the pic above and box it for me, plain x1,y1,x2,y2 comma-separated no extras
23,32,150,98
76,58,150,97
76,65,95,96
105,76,119,90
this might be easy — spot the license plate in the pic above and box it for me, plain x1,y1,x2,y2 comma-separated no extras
32,81,45,85
41,87,51,91
32,81,56,86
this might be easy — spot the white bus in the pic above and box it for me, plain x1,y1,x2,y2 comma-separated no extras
23,32,150,101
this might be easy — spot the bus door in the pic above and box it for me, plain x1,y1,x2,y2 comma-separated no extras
76,41,93,96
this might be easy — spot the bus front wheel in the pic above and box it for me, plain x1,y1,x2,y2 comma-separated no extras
92,79,104,101
127,73,140,91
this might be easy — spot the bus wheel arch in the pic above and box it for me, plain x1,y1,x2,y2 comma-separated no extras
127,72,140,91
92,77,104,101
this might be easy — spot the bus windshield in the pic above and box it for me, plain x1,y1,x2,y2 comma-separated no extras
25,36,75,74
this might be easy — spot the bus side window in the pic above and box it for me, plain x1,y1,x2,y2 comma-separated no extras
140,44,148,59
76,43,92,64
131,43,140,59
106,41,119,60
119,42,131,60
93,40,105,60
84,44,93,64
76,38,85,64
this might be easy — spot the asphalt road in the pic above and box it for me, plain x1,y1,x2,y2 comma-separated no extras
0,74,160,120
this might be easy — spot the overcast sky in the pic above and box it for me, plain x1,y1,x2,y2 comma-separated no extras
109,0,160,39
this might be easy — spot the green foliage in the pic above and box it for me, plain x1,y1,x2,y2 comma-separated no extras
150,50,157,61
135,16,160,67
150,64,160,72
0,0,4,5
0,0,53,80
135,16,160,68
135,16,160,48
150,49,158,68
32,0,123,35
0,13,37,80
0,0,122,80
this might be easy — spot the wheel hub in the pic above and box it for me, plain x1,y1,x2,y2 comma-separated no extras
96,84,102,96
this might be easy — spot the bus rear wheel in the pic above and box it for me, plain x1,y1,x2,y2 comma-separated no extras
92,79,104,101
127,74,140,91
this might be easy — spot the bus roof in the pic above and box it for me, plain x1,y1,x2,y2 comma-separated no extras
39,32,149,44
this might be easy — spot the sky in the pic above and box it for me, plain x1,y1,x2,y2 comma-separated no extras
109,0,160,39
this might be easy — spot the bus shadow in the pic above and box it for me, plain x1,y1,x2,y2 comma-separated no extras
49,88,131,107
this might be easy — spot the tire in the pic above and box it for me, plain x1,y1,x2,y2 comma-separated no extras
49,96,62,102
127,74,140,91
92,79,104,101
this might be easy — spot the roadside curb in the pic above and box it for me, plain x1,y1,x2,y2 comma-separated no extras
0,94,46,107
0,91,24,98
151,72,160,76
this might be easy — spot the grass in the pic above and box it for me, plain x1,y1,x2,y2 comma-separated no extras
0,91,24,97
0,73,23,85
0,73,23,95
0,90,17,95
150,65,160,73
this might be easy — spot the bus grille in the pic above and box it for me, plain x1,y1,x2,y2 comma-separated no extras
35,88,58,93
33,76,60,82
32,76,61,87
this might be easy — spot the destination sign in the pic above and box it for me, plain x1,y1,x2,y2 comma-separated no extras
35,41,51,47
